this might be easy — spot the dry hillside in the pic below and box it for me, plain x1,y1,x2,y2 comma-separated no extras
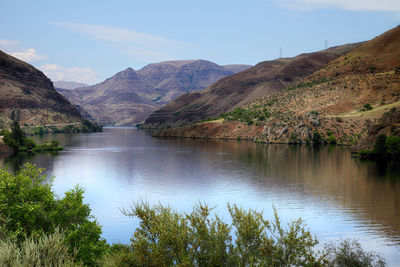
0,50,82,129
144,43,360,129
153,26,400,148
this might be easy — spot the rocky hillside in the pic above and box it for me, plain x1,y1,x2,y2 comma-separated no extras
59,60,250,126
153,26,400,147
143,43,360,129
0,50,82,129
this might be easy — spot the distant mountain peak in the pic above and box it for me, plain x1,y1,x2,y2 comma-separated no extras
58,59,245,126
53,80,88,90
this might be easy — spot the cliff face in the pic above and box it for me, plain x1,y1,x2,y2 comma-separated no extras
153,26,400,148
143,43,360,129
0,50,82,127
58,60,249,126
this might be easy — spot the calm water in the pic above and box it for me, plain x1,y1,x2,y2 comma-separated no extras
1,127,400,265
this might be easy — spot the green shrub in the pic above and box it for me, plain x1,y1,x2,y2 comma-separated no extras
289,133,299,144
312,132,323,144
120,202,325,266
328,134,337,144
0,229,79,267
0,164,107,265
358,150,374,159
25,138,36,150
325,239,385,267
385,136,400,155
363,103,373,111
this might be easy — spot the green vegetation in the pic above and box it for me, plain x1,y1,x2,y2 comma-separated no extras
0,165,388,266
358,134,400,160
220,107,270,125
285,78,332,91
325,239,385,267
0,229,78,266
362,103,373,111
312,131,323,144
2,121,63,153
328,134,337,144
289,133,299,144
23,120,102,136
0,164,107,265
107,202,325,266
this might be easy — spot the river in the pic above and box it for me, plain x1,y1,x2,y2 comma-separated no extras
1,127,399,265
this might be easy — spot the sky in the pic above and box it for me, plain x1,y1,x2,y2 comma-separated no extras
0,0,399,84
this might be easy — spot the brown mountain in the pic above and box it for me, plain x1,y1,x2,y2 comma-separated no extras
153,25,400,148
0,50,82,127
143,43,360,129
60,60,247,126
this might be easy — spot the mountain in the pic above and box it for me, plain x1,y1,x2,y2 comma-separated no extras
143,43,360,129
152,26,400,148
53,81,88,90
59,59,247,126
0,50,82,127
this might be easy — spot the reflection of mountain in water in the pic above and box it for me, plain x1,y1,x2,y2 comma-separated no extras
1,129,399,245
216,141,400,244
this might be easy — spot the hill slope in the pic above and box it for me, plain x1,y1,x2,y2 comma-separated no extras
0,50,82,128
60,60,249,126
143,43,360,129
153,26,400,148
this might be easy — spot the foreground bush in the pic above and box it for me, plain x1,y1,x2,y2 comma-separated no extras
325,239,386,267
0,229,79,267
105,202,325,266
100,202,387,267
0,164,107,266
0,165,387,266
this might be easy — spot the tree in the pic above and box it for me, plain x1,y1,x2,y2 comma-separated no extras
0,164,107,265
3,121,26,149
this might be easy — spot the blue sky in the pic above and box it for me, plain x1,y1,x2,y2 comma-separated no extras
0,0,399,84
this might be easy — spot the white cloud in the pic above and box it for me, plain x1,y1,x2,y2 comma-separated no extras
40,64,99,84
10,48,45,62
54,22,180,46
0,39,45,62
53,22,189,62
279,0,400,12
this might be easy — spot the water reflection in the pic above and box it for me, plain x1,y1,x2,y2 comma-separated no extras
0,128,399,264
